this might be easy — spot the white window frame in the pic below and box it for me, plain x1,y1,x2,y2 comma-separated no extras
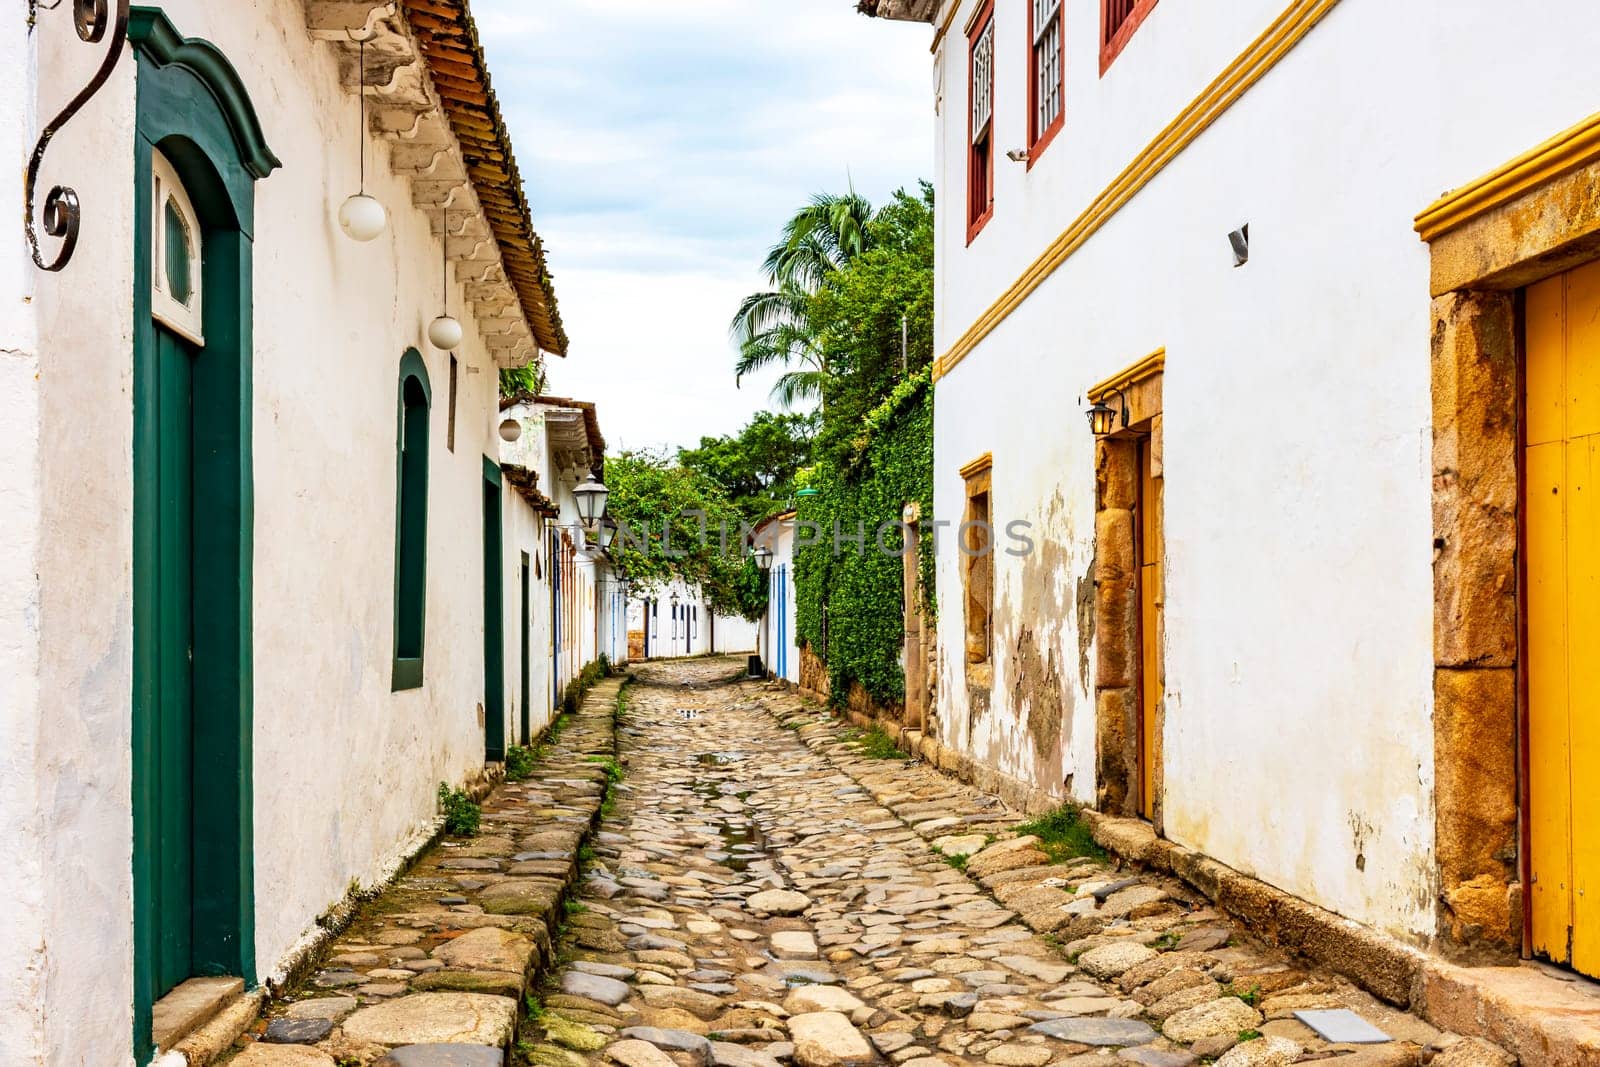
1033,0,1063,140
971,18,994,146
151,149,205,346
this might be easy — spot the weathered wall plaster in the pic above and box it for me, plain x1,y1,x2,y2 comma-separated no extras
9,2,560,1060
925,0,1600,943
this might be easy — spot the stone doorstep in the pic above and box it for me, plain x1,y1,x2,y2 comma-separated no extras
767,692,1594,1066
1418,959,1600,1067
172,987,267,1065
153,976,247,1053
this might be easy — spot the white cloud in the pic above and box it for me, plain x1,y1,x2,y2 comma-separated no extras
472,0,933,451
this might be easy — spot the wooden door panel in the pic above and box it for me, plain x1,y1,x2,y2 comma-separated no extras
1526,275,1565,447
154,328,196,995
1572,437,1600,975
1526,266,1600,975
1564,260,1600,439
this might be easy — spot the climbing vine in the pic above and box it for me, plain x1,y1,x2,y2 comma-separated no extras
795,370,934,706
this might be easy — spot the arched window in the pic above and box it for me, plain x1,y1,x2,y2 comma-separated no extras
393,349,432,690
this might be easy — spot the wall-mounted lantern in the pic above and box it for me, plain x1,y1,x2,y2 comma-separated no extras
754,545,774,572
498,417,522,443
1087,389,1130,437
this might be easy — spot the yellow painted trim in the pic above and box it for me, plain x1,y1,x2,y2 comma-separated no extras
1415,110,1600,243
931,0,962,54
960,0,987,38
1088,349,1166,403
932,0,1342,383
959,452,994,480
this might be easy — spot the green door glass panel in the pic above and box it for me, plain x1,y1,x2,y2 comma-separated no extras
154,325,196,998
164,198,194,306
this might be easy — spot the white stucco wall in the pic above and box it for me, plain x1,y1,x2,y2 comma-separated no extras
10,3,558,1061
924,0,1600,943
0,15,47,1065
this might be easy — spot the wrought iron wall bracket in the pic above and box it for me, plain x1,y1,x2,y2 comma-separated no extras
24,0,131,273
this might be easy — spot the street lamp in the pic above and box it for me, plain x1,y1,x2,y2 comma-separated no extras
754,545,773,572
597,516,617,550
573,469,608,529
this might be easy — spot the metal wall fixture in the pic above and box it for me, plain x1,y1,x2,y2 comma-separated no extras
1087,388,1131,436
1229,223,1250,267
24,0,132,272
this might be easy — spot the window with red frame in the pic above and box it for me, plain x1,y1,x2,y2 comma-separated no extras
1102,0,1158,74
967,4,995,239
1029,0,1064,157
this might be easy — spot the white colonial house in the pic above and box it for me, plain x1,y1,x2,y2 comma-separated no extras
753,510,801,684
499,392,629,725
0,1,591,1061
862,0,1600,989
628,579,758,661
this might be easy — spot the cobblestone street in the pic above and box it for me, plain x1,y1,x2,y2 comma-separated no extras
228,659,1516,1066
527,661,1505,1067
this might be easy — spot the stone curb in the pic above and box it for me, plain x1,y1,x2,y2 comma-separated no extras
229,676,628,1065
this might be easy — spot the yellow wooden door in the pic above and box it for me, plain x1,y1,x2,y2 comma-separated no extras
1138,438,1163,821
1527,261,1600,978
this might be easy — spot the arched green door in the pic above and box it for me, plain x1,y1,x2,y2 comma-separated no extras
128,11,280,1058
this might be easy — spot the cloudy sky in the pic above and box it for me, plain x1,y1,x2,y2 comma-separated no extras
473,1,933,453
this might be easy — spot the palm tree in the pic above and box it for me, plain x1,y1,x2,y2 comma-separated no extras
732,191,874,408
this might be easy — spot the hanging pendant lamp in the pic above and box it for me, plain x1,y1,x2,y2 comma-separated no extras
338,35,387,242
429,210,464,350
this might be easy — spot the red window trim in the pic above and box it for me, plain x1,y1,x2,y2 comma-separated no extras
966,0,996,245
1100,0,1159,76
1026,0,1066,169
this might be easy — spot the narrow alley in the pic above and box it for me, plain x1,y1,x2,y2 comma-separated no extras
230,660,1511,1066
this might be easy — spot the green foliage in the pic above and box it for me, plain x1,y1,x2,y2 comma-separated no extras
605,451,768,621
794,373,934,705
586,756,625,784
1238,1030,1264,1043
853,726,910,760
678,410,817,525
561,658,609,716
499,363,547,400
726,182,934,707
437,783,481,837
504,745,536,782
1013,806,1106,863
809,185,935,460
731,192,875,408
1226,984,1263,1007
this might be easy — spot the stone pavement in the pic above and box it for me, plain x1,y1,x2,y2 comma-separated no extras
523,659,1514,1067
219,676,624,1067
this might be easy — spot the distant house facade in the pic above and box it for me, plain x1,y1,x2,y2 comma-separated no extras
628,580,757,660
1,1,575,1060
754,512,801,685
500,395,625,721
863,0,1600,980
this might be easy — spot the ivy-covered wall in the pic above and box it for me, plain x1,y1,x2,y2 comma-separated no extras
795,371,934,706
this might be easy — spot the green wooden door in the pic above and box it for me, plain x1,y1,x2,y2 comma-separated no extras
520,553,531,746
483,466,506,761
153,325,197,997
